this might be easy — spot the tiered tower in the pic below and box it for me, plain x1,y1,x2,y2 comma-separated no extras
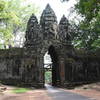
58,15,72,44
25,14,42,47
40,4,58,39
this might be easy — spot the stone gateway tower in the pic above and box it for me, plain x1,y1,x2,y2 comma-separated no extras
0,4,100,88
24,4,73,87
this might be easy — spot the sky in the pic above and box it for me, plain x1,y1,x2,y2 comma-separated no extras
44,52,52,65
24,0,77,22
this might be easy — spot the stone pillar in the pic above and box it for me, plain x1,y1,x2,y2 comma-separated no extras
36,55,44,88
59,57,65,86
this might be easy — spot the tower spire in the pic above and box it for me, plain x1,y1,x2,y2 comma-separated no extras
40,4,58,39
58,15,72,44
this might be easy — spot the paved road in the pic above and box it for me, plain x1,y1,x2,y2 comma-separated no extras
45,84,92,100
0,84,96,100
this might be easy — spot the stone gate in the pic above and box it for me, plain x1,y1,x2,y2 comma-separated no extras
0,4,100,88
24,4,73,87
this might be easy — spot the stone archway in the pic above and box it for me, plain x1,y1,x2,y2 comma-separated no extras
0,4,99,88
43,45,60,86
24,4,72,87
48,45,59,86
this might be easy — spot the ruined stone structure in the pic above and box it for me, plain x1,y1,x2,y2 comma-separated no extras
0,4,100,88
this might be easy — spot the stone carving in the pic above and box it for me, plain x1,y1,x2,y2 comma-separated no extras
25,14,42,47
0,4,99,88
58,15,72,44
40,4,58,39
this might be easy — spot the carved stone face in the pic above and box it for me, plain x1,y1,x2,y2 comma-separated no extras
24,4,72,48
27,15,38,29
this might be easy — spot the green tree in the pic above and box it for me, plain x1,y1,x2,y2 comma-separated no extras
45,71,52,84
0,0,39,49
62,0,99,50
0,0,13,48
61,0,100,50
74,0,100,50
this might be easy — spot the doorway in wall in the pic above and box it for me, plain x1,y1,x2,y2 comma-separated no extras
44,45,60,86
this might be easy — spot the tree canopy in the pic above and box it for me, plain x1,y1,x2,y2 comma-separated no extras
62,0,100,50
0,0,39,48
74,0,100,50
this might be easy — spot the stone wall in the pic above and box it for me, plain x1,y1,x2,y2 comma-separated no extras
64,49,100,87
0,4,100,88
0,47,99,88
0,48,44,87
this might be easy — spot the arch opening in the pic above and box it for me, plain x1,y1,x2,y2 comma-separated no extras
44,45,60,86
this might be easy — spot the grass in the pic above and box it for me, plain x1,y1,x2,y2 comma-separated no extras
12,88,30,93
